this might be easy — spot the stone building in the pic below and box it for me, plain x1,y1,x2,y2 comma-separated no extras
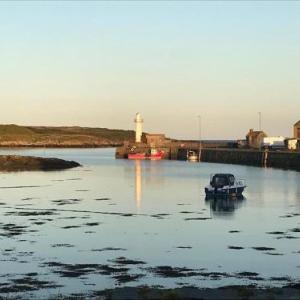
246,129,267,149
145,134,166,147
294,120,300,139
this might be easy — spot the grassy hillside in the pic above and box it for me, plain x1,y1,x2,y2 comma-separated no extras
28,126,134,141
0,124,35,135
0,124,135,147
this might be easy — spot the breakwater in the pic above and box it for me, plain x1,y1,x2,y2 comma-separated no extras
116,143,300,172
201,149,300,172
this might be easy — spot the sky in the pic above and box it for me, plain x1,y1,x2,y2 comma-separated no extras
0,1,299,140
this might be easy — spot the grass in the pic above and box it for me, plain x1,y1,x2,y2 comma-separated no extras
0,124,135,146
0,124,34,135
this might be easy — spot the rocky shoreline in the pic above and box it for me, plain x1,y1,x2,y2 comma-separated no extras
0,155,80,171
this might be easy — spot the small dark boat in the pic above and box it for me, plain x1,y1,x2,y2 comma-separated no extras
205,173,246,197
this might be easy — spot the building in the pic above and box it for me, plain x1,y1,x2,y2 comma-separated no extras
261,136,285,149
246,129,267,149
294,120,300,139
285,138,298,151
145,134,166,147
237,139,248,148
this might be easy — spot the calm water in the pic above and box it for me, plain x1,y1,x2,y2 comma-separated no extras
0,148,299,298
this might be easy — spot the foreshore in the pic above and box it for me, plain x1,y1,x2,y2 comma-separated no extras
44,285,300,300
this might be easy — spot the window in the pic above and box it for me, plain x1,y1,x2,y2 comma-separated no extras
229,176,235,185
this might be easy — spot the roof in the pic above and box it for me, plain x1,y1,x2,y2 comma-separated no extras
294,120,300,127
213,173,234,178
246,130,267,138
146,133,165,137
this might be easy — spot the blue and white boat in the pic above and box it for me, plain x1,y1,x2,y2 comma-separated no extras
205,173,246,197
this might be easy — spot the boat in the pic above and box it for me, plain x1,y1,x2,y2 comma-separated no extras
128,153,146,159
128,149,164,160
187,150,198,162
149,149,164,160
205,173,246,197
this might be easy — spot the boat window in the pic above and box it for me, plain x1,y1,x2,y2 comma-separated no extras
229,176,235,185
213,176,227,187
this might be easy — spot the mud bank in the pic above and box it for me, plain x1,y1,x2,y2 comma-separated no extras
0,155,80,171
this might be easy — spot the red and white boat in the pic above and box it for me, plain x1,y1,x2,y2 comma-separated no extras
128,149,164,160
149,149,164,160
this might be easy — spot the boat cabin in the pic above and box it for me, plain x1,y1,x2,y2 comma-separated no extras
210,174,235,188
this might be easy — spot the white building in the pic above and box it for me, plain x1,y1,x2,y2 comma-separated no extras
286,138,298,151
261,136,285,149
134,112,143,143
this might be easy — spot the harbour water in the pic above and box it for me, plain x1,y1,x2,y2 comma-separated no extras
0,148,299,298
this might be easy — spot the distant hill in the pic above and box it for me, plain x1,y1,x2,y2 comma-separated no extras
0,124,34,136
0,124,135,147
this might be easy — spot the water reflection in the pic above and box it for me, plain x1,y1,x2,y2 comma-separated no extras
131,160,166,209
135,160,142,208
205,195,245,217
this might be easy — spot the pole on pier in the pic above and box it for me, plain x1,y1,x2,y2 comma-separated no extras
258,112,262,131
263,148,268,168
197,115,202,162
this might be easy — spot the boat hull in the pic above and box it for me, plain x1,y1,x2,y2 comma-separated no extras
128,151,164,160
188,155,198,162
149,153,164,160
128,153,146,159
205,186,246,197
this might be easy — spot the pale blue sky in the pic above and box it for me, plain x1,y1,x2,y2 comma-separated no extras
0,1,299,139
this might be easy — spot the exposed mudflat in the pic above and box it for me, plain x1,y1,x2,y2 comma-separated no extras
92,286,300,300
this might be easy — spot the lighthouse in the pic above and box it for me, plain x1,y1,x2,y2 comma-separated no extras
134,112,143,143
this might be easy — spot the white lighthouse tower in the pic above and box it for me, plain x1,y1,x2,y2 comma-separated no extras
134,112,143,143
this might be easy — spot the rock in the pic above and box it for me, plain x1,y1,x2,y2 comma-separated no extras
0,155,80,171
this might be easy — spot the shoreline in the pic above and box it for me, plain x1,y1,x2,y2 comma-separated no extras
15,285,298,300
1,285,300,300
